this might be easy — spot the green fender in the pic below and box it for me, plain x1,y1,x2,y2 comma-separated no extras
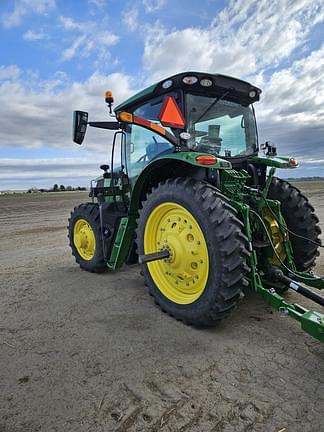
129,151,232,214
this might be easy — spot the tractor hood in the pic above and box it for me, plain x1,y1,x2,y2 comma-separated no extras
115,71,262,112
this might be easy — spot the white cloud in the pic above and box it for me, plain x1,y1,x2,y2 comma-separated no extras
1,0,55,28
0,158,98,179
142,0,165,13
0,67,136,189
302,159,324,164
0,68,137,188
0,65,20,81
0,158,100,189
257,46,324,124
23,29,47,41
143,0,324,81
59,16,119,62
88,0,107,7
122,6,139,32
61,35,88,61
59,16,83,31
0,69,135,152
255,46,324,158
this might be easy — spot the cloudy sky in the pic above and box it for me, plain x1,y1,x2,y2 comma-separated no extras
0,0,323,190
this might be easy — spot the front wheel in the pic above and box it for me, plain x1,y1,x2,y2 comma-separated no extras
136,178,249,327
68,203,107,273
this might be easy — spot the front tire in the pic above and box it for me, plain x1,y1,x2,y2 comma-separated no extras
136,178,249,327
68,203,107,273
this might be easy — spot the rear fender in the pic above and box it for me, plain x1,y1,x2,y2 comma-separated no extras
128,152,232,214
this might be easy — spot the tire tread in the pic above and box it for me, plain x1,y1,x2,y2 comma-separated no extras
136,178,249,327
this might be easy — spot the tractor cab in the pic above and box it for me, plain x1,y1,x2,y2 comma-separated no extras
73,72,262,190
114,72,261,175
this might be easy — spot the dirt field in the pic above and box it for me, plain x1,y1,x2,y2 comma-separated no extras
0,184,323,432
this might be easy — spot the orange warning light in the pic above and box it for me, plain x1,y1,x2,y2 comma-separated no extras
118,111,133,123
105,90,114,104
158,96,185,129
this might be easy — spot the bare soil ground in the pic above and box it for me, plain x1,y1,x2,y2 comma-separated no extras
0,184,323,432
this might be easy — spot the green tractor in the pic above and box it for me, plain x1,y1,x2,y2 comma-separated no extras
69,72,324,342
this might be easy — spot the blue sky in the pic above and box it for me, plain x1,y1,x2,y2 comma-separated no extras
0,0,324,189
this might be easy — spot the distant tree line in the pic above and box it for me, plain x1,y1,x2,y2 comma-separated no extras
51,184,87,192
27,184,87,193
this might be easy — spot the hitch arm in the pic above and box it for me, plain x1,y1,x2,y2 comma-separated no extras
257,282,324,343
269,268,324,307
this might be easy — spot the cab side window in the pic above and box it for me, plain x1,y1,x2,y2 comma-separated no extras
126,98,175,181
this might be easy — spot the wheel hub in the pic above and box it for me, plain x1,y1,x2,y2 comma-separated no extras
262,208,287,265
73,218,96,261
144,203,209,304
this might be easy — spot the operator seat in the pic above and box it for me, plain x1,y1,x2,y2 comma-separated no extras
198,124,222,154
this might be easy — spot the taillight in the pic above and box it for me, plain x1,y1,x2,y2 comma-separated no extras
289,158,298,167
195,155,217,165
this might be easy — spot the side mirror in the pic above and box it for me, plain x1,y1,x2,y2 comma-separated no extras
73,111,88,144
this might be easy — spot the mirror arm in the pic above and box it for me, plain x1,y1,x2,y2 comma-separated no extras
88,121,120,130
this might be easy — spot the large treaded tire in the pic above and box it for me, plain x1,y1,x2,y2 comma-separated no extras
268,177,321,271
136,178,250,327
68,203,107,273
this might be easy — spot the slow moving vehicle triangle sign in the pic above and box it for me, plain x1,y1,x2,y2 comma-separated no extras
159,96,185,129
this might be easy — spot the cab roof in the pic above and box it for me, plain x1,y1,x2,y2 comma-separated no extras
115,71,262,112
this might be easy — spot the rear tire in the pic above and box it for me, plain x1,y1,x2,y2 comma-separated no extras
68,203,107,273
268,177,321,271
136,178,249,327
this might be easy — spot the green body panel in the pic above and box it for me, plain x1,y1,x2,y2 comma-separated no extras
257,282,324,342
220,169,250,201
156,151,232,169
249,155,297,169
90,175,130,205
107,217,132,270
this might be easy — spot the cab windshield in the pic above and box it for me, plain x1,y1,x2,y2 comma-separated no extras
186,94,257,157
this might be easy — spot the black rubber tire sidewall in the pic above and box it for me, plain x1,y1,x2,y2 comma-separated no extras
268,177,321,271
68,203,107,273
136,178,249,326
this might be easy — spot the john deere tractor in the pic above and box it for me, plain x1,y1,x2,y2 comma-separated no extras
69,71,324,342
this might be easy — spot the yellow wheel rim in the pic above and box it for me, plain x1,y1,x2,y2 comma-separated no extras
262,208,287,265
73,218,96,261
144,202,209,304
